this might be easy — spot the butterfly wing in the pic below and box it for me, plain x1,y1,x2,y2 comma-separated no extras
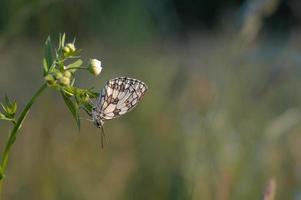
96,77,148,120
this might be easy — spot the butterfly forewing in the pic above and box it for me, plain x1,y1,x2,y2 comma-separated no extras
96,77,148,120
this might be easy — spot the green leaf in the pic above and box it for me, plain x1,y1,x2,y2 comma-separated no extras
11,101,17,114
0,112,7,119
66,59,83,72
0,103,8,113
43,36,54,74
62,86,75,97
58,33,66,50
87,90,99,99
0,165,3,180
2,96,17,118
4,95,9,105
82,102,93,114
62,33,66,48
42,59,48,75
70,78,75,86
61,92,80,130
0,113,15,122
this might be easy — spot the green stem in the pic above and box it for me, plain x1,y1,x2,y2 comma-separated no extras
66,66,88,71
0,83,47,198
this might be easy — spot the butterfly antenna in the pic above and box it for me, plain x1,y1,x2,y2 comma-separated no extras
78,116,92,121
100,125,106,149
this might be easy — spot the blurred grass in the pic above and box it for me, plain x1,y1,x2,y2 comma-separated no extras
0,0,301,199
0,32,301,199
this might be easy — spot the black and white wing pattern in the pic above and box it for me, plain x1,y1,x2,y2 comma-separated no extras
96,77,148,120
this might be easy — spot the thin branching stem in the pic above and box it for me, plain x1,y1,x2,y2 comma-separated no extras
0,83,47,198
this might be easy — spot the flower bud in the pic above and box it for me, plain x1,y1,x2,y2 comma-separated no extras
55,72,63,80
63,71,72,78
88,59,102,76
66,43,76,52
44,74,56,85
59,77,70,86
62,46,70,54
80,93,90,103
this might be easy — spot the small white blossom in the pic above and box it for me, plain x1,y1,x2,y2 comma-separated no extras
89,59,102,76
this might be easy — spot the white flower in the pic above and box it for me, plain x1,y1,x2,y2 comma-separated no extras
89,59,102,76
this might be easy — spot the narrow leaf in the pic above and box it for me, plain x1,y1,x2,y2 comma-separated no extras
42,59,48,76
63,87,75,97
0,165,3,180
0,115,15,122
11,101,17,113
43,36,54,73
70,78,75,86
59,33,61,48
61,33,66,48
61,92,80,130
4,95,10,105
0,103,8,113
0,112,6,119
66,59,83,70
87,91,99,99
82,103,93,114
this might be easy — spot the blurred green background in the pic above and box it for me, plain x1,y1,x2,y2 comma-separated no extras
1,0,301,199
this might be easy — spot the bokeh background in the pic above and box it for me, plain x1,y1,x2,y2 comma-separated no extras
0,0,301,199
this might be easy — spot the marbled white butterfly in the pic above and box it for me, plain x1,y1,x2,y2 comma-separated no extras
91,77,148,147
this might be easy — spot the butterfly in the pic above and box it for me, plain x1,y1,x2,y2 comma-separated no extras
91,77,148,147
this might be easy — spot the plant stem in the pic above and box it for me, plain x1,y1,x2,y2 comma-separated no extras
0,83,47,198
66,66,87,71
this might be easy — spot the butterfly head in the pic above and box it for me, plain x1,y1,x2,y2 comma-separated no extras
94,119,104,128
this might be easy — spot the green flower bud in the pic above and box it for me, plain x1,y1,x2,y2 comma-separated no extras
59,77,70,86
63,71,72,78
55,72,63,80
44,74,56,85
66,43,76,52
63,46,70,54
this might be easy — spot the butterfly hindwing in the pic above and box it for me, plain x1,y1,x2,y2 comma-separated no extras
96,77,148,120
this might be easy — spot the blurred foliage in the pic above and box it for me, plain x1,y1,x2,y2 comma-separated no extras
1,0,301,199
